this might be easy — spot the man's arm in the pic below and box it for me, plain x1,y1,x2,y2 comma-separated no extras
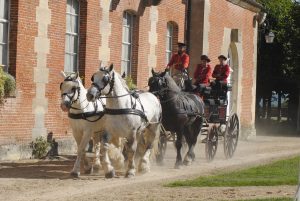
220,65,230,80
167,54,175,67
182,55,189,69
212,66,219,78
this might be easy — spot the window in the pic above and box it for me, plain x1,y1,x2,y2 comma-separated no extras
65,0,79,72
166,22,174,65
0,0,9,71
121,11,135,76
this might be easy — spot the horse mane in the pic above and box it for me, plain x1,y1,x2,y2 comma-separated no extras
114,70,130,91
164,74,181,93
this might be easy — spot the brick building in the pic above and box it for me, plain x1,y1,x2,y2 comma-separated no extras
0,0,262,160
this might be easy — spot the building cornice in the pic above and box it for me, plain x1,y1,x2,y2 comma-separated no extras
227,0,263,12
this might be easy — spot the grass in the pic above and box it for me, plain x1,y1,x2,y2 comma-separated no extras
236,198,293,201
166,157,300,187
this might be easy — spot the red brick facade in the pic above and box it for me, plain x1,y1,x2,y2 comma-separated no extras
0,0,260,159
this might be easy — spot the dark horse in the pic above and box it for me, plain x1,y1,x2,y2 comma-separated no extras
148,69,204,168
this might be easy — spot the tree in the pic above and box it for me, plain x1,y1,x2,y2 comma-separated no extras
256,0,300,130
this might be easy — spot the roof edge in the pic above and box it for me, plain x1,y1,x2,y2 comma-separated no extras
227,0,264,12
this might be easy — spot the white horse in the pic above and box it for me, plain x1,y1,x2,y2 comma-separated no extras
60,72,124,177
86,64,162,178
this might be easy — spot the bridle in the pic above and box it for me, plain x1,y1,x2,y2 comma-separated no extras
91,68,115,97
91,68,149,122
60,77,87,110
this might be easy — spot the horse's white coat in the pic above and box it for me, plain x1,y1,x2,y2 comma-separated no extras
87,67,161,177
60,73,123,177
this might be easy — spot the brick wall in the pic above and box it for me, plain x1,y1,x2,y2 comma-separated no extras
207,0,257,130
0,0,186,157
0,0,259,157
0,0,38,146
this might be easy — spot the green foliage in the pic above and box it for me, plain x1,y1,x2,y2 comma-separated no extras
29,137,50,159
166,156,300,187
0,67,16,104
125,76,137,90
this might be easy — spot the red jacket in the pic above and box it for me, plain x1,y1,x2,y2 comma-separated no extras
212,64,230,83
193,64,212,85
167,53,190,71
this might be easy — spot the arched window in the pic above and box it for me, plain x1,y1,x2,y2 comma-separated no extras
165,22,173,65
0,0,10,71
165,22,178,65
65,0,79,72
121,11,135,76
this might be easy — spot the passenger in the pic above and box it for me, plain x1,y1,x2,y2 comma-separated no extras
211,55,230,97
212,55,230,84
193,55,212,94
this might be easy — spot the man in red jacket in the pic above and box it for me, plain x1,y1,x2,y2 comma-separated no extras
166,43,190,88
212,55,230,98
194,55,212,86
166,43,190,75
212,55,230,83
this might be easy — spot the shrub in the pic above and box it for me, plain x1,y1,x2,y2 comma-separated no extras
125,76,137,90
0,67,16,104
29,136,51,159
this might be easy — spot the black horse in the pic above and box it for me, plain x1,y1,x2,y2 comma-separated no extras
148,69,204,168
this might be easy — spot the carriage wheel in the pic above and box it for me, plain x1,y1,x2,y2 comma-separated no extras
205,125,218,162
224,113,239,159
156,126,168,164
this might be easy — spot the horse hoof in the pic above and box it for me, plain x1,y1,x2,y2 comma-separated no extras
183,160,192,166
174,164,182,169
105,170,115,179
70,172,80,178
125,170,135,178
138,165,150,174
125,173,135,178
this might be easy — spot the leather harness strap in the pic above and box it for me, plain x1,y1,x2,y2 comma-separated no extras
68,111,105,122
105,108,148,122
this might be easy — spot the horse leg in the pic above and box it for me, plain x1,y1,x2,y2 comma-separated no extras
108,135,125,170
138,123,160,173
100,132,115,178
71,130,93,177
175,130,183,169
183,117,203,164
183,133,194,166
81,131,95,174
93,133,102,173
70,130,83,177
125,134,137,178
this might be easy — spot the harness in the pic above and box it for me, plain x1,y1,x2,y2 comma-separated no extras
92,69,149,122
61,76,106,122
68,111,105,122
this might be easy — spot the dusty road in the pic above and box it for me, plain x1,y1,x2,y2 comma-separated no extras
0,136,300,201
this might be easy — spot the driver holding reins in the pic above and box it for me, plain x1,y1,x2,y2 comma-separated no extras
166,42,190,75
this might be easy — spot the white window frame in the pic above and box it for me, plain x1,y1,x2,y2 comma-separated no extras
165,22,174,65
64,0,80,73
0,0,10,72
121,11,134,76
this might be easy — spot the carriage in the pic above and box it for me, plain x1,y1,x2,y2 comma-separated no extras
157,73,240,162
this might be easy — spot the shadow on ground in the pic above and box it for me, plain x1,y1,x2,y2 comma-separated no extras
0,155,76,179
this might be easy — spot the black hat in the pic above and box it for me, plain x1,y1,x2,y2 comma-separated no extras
218,55,227,60
177,42,187,48
200,55,211,62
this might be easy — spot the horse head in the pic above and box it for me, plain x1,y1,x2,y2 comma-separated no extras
148,69,169,96
87,64,114,102
59,72,81,112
